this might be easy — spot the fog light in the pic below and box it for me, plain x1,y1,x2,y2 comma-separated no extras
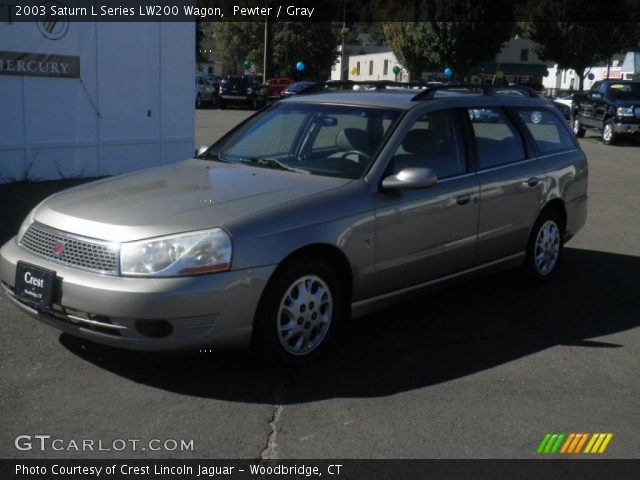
135,319,173,338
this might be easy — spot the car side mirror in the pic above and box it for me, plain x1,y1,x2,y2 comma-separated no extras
196,145,209,157
382,167,438,190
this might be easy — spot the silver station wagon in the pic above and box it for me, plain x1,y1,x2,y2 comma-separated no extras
1,86,588,363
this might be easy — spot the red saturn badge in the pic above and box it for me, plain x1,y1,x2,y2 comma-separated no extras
53,242,65,257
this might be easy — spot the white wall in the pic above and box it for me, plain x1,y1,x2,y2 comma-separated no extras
543,60,630,92
0,22,194,183
347,51,407,82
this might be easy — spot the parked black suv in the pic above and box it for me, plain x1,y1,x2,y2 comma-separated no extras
572,80,640,145
219,75,266,110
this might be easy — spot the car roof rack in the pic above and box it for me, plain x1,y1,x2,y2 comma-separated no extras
411,84,540,101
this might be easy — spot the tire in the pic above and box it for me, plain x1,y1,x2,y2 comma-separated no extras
572,113,585,137
602,120,617,145
251,97,258,110
252,258,342,365
219,99,226,110
195,94,201,109
524,209,564,283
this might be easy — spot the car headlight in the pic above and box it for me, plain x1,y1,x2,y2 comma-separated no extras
247,87,253,94
16,209,35,245
120,228,232,277
616,107,634,117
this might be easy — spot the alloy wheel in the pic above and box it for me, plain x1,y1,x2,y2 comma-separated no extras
534,220,560,276
277,275,333,356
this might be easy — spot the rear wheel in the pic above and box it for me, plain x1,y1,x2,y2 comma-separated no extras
195,94,201,109
602,120,617,145
572,113,585,137
253,258,342,364
524,209,564,283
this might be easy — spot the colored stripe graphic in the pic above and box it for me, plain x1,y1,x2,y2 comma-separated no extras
537,433,565,453
585,433,614,454
538,433,613,454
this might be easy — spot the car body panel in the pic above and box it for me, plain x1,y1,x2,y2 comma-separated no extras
1,89,588,351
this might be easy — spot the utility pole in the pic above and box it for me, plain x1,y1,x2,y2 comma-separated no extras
262,1,271,81
340,0,349,81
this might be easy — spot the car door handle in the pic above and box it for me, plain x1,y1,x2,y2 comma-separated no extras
456,194,471,205
524,177,539,187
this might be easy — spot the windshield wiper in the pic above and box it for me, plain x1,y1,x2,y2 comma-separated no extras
197,150,230,162
239,157,305,173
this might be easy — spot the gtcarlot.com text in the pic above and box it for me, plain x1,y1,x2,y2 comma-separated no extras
14,435,194,452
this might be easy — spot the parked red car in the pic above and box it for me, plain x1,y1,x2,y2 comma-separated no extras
265,77,294,99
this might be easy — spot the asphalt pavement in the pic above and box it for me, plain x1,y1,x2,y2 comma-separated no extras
0,109,639,459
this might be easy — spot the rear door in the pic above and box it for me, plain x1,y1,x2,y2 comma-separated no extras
465,107,546,265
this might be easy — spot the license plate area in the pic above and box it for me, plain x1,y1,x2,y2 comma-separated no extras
14,261,56,310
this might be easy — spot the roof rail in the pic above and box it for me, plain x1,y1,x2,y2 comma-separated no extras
411,84,540,101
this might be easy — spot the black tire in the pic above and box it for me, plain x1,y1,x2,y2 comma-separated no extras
195,94,201,109
602,120,617,145
252,258,343,365
219,99,226,110
523,209,564,283
572,113,585,138
251,97,258,110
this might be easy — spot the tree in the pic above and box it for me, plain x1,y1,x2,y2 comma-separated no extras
522,0,640,90
382,22,431,80
382,1,514,81
271,22,340,79
201,21,339,80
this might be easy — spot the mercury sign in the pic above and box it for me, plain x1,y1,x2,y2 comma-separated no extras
0,51,79,78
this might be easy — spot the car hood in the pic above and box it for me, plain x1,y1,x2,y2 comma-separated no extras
609,98,640,107
34,159,352,242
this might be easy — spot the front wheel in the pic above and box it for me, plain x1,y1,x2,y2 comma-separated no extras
602,120,617,145
253,258,342,364
524,210,564,283
572,114,585,137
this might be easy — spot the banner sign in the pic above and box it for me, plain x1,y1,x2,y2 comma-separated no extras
0,50,80,78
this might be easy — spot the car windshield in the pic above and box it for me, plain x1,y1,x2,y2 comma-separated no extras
208,103,401,179
607,82,640,100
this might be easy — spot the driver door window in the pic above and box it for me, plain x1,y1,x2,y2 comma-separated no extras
390,109,466,179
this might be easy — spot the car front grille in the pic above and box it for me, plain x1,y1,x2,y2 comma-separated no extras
20,223,119,275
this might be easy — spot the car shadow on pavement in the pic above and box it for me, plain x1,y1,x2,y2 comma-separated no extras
60,247,640,404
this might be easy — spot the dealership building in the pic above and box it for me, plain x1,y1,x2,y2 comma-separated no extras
0,21,194,183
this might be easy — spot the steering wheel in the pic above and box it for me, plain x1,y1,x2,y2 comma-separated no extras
340,150,370,163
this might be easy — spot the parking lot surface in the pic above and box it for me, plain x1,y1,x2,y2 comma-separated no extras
1,108,638,459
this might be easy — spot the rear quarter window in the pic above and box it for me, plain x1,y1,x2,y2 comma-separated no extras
516,109,576,155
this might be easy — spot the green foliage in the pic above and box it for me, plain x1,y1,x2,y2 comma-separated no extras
521,0,640,89
271,23,340,79
381,1,514,81
200,21,339,79
382,23,431,79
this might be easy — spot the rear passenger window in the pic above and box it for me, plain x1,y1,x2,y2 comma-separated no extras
468,108,526,169
517,109,576,155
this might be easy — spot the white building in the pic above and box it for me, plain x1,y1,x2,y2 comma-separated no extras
332,37,549,85
0,21,194,183
543,52,640,92
344,51,408,82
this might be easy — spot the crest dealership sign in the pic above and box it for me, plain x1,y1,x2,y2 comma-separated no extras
0,50,79,78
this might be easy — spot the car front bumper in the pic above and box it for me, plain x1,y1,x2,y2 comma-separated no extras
613,120,640,134
1,238,275,351
220,94,250,102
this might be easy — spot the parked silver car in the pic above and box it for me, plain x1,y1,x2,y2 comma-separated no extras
195,73,216,109
1,87,588,363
